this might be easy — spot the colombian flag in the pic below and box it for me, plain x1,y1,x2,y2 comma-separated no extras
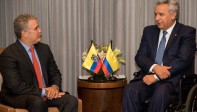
82,43,102,74
102,44,119,76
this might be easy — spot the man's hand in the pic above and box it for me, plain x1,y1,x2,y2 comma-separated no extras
57,92,65,97
45,86,63,100
143,75,157,85
153,65,171,80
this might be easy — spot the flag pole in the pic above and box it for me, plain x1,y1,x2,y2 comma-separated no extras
91,40,93,45
109,40,117,81
111,40,112,48
88,40,95,81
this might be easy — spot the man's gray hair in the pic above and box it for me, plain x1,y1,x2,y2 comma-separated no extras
14,14,37,39
157,0,180,21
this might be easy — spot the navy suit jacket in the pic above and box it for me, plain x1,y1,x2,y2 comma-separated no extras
0,40,62,102
134,22,196,87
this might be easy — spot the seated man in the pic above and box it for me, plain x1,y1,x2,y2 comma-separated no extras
122,0,196,112
0,14,78,112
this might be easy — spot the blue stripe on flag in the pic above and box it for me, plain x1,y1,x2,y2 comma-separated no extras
103,58,113,74
90,61,98,72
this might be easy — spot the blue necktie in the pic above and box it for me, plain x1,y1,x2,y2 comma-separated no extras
155,31,167,65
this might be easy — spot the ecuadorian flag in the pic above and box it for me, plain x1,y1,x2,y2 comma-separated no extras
82,43,102,74
102,44,119,76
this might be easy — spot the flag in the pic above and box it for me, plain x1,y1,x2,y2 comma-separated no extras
102,44,119,76
82,43,102,74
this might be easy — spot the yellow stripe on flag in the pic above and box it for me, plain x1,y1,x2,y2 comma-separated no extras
105,44,119,72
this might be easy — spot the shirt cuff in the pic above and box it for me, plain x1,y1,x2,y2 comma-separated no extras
149,64,157,73
154,74,160,81
41,88,46,97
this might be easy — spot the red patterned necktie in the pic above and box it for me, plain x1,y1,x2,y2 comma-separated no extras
30,47,44,88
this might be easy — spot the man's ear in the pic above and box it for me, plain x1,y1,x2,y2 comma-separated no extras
171,12,177,20
21,30,27,37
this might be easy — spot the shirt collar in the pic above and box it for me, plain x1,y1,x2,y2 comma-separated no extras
162,21,176,34
18,40,32,52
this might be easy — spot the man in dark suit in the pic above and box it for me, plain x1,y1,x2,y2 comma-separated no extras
122,0,196,112
0,14,78,112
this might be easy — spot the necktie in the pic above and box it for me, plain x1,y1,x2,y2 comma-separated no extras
155,31,168,65
30,47,44,88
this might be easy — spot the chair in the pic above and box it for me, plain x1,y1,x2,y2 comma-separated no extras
166,73,197,111
0,48,82,112
185,84,197,112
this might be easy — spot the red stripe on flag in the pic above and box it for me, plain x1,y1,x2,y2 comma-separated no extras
102,64,110,76
94,59,102,74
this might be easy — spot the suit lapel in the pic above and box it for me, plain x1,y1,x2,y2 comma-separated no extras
164,22,180,55
153,27,160,59
15,41,35,74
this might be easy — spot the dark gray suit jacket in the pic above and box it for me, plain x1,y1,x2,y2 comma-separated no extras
0,40,62,103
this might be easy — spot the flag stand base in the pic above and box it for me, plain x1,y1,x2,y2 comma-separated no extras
87,69,118,82
109,75,117,81
88,73,107,82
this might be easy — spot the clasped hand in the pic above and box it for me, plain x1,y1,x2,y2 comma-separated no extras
143,65,171,85
45,86,65,100
153,65,171,80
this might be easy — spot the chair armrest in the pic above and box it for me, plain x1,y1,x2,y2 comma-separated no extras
0,104,15,112
0,99,82,112
78,98,82,112
182,73,197,79
180,74,197,89
133,72,139,77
